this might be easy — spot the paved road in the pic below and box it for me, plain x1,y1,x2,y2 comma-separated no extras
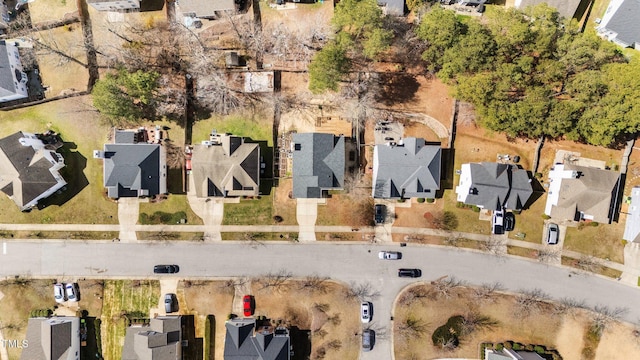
2,241,640,359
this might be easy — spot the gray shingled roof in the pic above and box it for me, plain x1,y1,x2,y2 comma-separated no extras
122,317,182,360
21,317,79,360
292,133,345,198
516,0,583,19
103,143,164,198
177,0,236,16
462,162,533,211
0,132,66,210
599,0,640,47
372,138,441,199
224,319,290,360
377,0,404,15
191,135,259,197
0,40,22,101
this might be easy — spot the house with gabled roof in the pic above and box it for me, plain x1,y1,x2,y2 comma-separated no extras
224,318,290,360
0,131,66,211
597,0,640,50
485,347,545,360
177,0,236,18
545,163,619,223
514,0,584,20
292,133,345,198
95,128,166,199
456,162,533,211
0,40,29,103
623,186,640,242
20,316,80,360
122,316,198,360
191,131,260,197
372,138,441,199
87,0,141,11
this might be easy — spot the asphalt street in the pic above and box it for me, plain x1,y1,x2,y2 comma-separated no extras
2,240,639,359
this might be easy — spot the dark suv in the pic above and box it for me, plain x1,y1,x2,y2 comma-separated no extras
398,268,422,278
154,265,179,274
374,204,385,225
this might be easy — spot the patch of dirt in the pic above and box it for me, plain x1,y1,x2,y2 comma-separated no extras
394,199,444,228
596,321,640,360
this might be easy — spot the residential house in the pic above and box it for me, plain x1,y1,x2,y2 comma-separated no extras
177,0,236,18
224,318,290,360
372,138,441,199
377,0,405,16
20,316,80,360
292,133,345,198
456,162,533,211
544,163,619,223
87,0,141,11
513,0,584,20
122,316,202,360
597,0,640,50
485,347,545,360
623,186,640,242
0,131,66,211
0,40,29,103
95,128,166,199
191,131,260,197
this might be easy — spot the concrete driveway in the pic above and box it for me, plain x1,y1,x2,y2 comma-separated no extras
117,198,141,242
296,198,320,241
150,279,179,318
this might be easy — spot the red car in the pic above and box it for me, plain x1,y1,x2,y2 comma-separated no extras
243,295,254,317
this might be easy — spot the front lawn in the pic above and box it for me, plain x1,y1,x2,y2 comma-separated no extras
139,194,203,225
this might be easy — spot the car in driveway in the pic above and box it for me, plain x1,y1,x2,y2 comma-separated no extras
243,295,254,317
153,265,179,274
398,268,422,278
54,283,65,303
165,293,178,313
378,251,401,260
492,209,504,234
65,283,79,302
374,204,386,225
504,212,515,232
362,329,374,351
547,223,559,245
360,301,372,323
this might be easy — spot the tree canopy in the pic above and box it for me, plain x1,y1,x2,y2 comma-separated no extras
92,69,160,123
417,4,635,147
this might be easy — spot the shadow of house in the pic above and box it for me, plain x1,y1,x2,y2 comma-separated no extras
38,142,89,209
80,317,102,360
375,73,420,106
289,326,310,360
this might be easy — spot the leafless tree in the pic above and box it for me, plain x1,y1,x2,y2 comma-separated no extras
472,282,504,303
461,312,499,335
431,276,465,299
195,71,244,115
396,314,428,339
576,256,602,272
163,139,184,169
399,286,432,305
298,275,330,294
443,234,461,247
552,297,588,316
481,237,507,256
514,288,549,316
257,269,292,292
344,281,380,301
591,305,627,336
537,247,561,263
218,277,249,294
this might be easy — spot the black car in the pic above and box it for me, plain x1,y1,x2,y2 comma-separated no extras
504,212,515,232
154,265,179,274
398,268,422,278
374,204,386,225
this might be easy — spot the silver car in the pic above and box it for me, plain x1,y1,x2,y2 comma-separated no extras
547,223,559,245
54,283,65,303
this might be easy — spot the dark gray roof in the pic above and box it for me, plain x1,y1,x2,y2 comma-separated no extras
461,162,533,210
122,316,182,360
224,319,290,360
103,143,164,198
21,317,79,360
0,40,22,101
599,0,640,47
377,0,404,15
516,0,583,19
0,131,66,210
178,0,236,16
292,133,345,198
372,138,441,199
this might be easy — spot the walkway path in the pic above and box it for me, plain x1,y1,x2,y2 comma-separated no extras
296,198,320,241
117,198,140,242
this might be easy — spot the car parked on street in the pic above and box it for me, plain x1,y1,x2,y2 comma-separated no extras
360,301,372,323
398,268,422,278
65,283,79,302
165,293,178,313
153,265,179,274
243,295,254,317
54,283,65,303
378,251,401,260
362,329,374,351
547,223,559,245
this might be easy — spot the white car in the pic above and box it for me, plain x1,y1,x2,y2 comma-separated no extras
378,251,401,260
65,283,79,302
361,301,372,323
54,283,65,303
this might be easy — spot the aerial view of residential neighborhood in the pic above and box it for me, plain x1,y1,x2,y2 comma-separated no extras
2,0,640,358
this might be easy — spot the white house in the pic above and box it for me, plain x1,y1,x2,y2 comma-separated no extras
0,40,28,103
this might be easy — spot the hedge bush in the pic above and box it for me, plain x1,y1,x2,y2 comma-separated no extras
417,198,426,203
426,198,435,203
432,315,464,348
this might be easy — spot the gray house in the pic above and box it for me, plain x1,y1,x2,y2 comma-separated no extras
514,0,584,19
224,318,290,360
177,0,236,18
96,129,167,199
624,186,640,242
20,316,80,360
292,133,345,198
0,131,67,211
456,162,533,211
191,132,260,197
0,40,29,103
87,0,141,11
122,316,182,360
377,0,404,16
597,0,640,50
372,138,441,199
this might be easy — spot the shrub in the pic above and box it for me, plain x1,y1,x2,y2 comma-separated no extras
542,214,551,219
427,198,435,203
417,198,426,203
456,202,464,208
534,345,546,354
504,341,513,349
397,198,406,203
512,209,521,215
495,343,504,351
432,315,464,349
472,206,480,212
273,215,283,223
590,221,599,227
512,342,523,350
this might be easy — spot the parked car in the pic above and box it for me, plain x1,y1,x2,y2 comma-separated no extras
164,293,178,313
243,295,254,317
492,209,504,235
65,283,79,302
504,212,515,232
398,268,422,278
54,283,65,303
374,204,385,225
378,251,401,260
153,265,179,274
362,329,374,352
360,301,372,323
547,223,559,245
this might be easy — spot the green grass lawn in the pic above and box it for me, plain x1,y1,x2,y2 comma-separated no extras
192,108,273,146
563,223,625,263
139,194,203,225
0,96,118,224
508,193,547,243
101,280,159,360
222,194,274,225
442,189,490,235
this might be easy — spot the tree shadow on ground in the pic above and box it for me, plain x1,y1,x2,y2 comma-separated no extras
290,326,311,360
375,72,420,106
38,142,88,209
